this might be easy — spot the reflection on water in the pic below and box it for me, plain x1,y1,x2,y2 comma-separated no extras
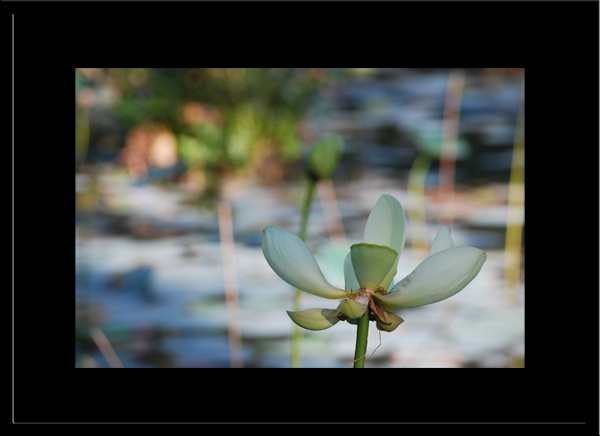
76,68,524,368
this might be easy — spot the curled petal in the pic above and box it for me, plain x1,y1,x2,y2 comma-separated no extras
262,225,348,299
375,246,486,310
350,243,398,290
376,311,405,332
286,308,340,331
336,298,368,319
428,225,454,257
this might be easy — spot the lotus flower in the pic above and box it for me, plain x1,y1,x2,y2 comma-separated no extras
262,194,486,333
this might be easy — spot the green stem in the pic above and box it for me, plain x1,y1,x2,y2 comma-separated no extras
291,178,318,368
353,313,370,368
299,179,317,242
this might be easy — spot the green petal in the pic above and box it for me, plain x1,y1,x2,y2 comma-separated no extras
336,298,368,319
262,225,348,300
363,195,406,289
350,243,398,290
343,252,360,292
376,311,405,332
375,246,486,310
286,309,340,331
428,225,454,256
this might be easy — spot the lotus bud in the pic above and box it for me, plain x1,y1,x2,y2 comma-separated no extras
304,135,343,181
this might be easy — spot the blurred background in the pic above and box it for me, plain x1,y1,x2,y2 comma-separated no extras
75,68,524,368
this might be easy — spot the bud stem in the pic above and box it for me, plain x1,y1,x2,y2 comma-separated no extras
299,179,317,242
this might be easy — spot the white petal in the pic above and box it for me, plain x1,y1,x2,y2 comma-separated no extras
262,225,347,299
343,252,360,292
375,246,486,310
428,225,454,257
364,194,406,254
286,309,340,331
363,195,406,289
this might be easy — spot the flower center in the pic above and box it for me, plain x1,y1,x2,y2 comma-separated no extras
348,287,391,326
349,287,372,300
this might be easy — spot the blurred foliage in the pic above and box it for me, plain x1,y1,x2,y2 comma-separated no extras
408,127,471,161
103,68,322,194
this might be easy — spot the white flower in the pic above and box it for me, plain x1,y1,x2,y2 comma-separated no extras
262,194,486,332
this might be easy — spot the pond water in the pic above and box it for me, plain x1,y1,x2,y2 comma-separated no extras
76,68,524,368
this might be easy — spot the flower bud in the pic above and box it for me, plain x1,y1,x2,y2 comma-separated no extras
304,135,343,181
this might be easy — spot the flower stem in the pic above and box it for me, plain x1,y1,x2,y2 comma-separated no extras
291,178,318,368
353,313,370,368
